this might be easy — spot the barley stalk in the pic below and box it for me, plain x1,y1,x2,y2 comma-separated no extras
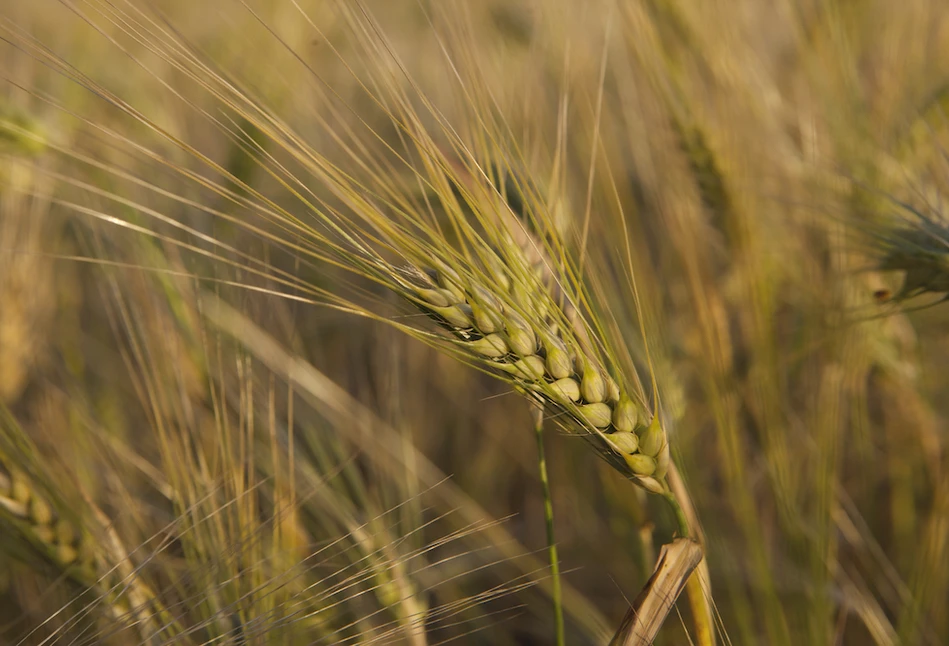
532,405,564,646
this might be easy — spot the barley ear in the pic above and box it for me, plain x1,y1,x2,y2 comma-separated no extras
406,259,676,494
0,413,178,640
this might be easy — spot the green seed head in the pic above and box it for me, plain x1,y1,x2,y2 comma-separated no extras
509,355,546,380
471,301,502,333
469,334,509,358
544,342,573,379
436,267,466,302
580,363,606,403
549,377,581,403
437,287,463,305
579,402,613,428
408,260,675,498
415,287,450,307
638,415,665,457
469,286,504,332
608,431,639,454
430,304,473,329
635,476,666,494
612,397,639,432
624,453,657,476
505,314,537,356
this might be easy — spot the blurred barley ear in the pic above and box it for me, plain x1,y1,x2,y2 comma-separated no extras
0,410,180,643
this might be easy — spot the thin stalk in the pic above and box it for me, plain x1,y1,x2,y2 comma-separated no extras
533,407,564,646
664,475,716,646
662,489,691,540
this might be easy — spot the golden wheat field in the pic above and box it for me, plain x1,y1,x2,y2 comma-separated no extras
3,1,949,644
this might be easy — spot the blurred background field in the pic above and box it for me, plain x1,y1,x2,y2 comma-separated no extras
3,0,949,644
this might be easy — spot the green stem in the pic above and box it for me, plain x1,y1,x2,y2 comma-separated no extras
662,487,692,539
663,482,716,646
533,409,564,646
